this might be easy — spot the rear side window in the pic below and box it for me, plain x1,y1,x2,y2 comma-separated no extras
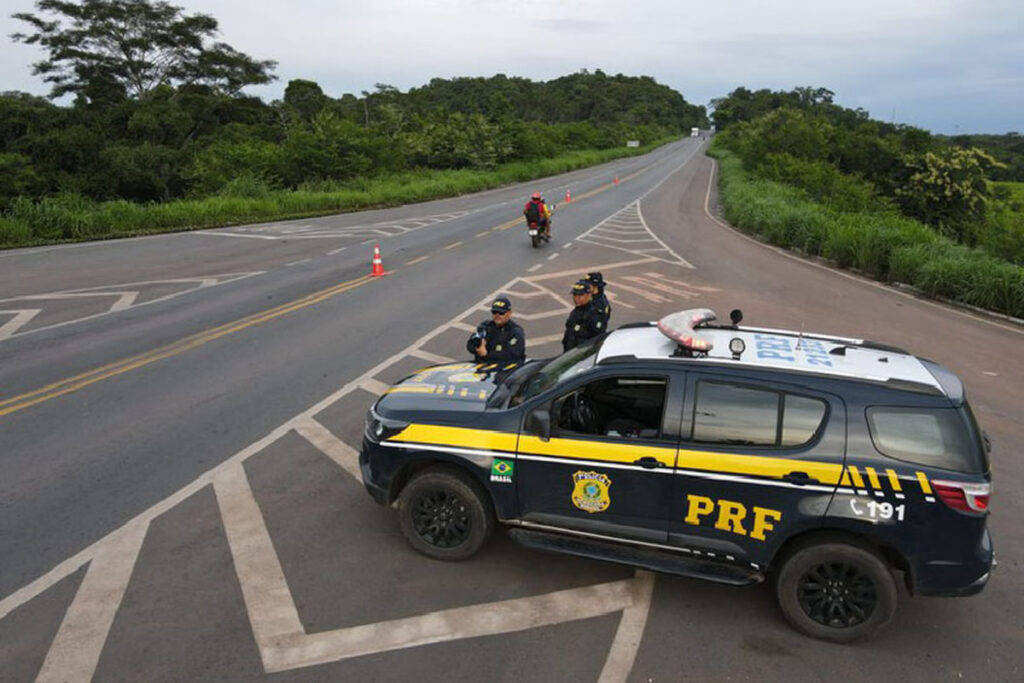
867,406,982,473
691,381,827,448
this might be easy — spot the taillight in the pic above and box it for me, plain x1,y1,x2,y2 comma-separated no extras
932,480,991,514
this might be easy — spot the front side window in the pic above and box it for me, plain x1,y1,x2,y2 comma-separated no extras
867,406,981,473
691,381,827,448
554,376,667,440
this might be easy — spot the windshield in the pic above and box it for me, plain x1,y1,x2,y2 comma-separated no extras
512,341,602,405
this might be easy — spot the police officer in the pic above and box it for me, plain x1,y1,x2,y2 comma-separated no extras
467,296,526,364
562,280,604,352
586,271,611,328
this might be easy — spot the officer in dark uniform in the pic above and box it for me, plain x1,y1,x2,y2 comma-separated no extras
467,296,526,364
562,280,604,352
586,271,611,328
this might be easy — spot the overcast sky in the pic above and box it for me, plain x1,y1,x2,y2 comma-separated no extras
3,0,1022,134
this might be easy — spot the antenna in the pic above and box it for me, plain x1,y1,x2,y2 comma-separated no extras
796,322,804,350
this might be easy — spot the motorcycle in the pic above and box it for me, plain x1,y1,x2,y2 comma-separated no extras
527,203,556,248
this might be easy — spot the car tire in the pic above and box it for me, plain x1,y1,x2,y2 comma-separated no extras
775,541,897,643
397,467,494,561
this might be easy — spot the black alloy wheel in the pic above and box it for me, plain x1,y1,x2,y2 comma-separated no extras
397,468,495,561
410,488,472,548
796,561,877,628
775,541,897,643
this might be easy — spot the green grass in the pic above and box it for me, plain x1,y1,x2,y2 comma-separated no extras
710,144,1024,318
0,140,677,249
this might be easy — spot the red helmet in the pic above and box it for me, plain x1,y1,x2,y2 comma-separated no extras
531,192,542,200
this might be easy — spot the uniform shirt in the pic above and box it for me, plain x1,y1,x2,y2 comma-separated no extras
592,290,611,328
562,302,604,352
466,319,526,364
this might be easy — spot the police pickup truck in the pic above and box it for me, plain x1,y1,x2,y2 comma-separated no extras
359,308,993,642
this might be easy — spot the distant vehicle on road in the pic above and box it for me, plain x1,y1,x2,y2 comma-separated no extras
691,127,700,137
359,308,994,643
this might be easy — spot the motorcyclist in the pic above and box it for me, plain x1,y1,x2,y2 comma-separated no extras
523,192,552,239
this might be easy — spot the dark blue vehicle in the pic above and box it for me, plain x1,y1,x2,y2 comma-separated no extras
360,308,993,642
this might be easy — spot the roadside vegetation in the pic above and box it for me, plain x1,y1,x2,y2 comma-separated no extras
1,0,705,248
709,87,1024,318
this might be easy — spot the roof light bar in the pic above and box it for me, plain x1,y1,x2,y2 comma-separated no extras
657,308,716,354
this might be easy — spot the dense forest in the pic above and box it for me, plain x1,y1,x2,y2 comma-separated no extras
1,1,705,213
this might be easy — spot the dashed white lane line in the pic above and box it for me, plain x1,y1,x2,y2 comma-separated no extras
547,253,559,261
35,520,148,683
327,247,347,255
406,256,429,266
444,241,463,250
527,264,543,272
598,570,656,683
286,259,311,267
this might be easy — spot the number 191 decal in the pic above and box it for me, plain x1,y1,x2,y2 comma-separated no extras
850,498,905,522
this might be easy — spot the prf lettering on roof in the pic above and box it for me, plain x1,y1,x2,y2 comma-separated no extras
754,334,832,367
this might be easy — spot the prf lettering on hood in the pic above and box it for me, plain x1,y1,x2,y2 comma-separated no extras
684,494,783,541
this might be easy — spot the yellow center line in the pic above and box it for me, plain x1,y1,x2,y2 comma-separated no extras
0,274,378,418
493,217,521,232
406,255,429,265
444,241,463,250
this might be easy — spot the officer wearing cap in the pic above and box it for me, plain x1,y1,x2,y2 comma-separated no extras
586,272,611,328
467,296,526,364
562,280,604,352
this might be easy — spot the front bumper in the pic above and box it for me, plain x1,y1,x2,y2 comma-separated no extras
359,436,390,506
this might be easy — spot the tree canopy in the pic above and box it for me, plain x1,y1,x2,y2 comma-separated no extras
11,0,277,101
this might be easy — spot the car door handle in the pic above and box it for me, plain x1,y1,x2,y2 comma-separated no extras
633,457,666,469
782,471,820,485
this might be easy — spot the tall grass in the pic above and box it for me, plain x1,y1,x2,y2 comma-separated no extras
0,141,675,249
711,147,1024,318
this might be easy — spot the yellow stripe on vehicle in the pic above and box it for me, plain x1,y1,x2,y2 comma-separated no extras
865,467,882,490
886,468,903,492
843,465,865,488
389,424,519,453
384,385,438,395
519,435,675,468
916,471,933,494
676,449,844,484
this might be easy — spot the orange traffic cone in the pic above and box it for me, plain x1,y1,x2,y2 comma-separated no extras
565,189,572,203
614,176,619,184
370,243,388,277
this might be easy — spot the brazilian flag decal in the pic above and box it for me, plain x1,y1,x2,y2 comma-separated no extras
490,459,514,483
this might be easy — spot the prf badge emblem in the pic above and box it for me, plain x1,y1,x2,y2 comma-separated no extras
572,471,611,513
490,459,514,483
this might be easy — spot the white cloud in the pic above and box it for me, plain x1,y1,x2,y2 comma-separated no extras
2,0,1021,133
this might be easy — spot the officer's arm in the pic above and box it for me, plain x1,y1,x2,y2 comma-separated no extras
510,327,526,363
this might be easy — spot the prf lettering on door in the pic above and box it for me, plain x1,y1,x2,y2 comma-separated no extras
684,495,783,541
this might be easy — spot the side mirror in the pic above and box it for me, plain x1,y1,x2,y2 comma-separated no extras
525,409,551,442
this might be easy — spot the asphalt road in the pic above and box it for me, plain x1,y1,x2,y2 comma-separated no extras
1,139,1021,682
